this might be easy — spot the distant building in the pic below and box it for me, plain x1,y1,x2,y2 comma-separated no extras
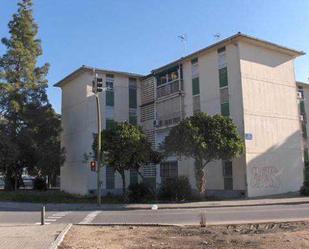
55,33,306,197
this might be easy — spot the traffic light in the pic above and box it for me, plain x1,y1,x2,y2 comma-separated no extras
90,161,96,172
92,77,103,93
96,78,103,92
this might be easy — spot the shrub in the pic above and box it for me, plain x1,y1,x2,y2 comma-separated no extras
159,176,192,201
128,182,154,203
33,177,47,191
300,180,309,196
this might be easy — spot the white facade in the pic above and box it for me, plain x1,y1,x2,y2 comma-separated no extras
55,33,305,197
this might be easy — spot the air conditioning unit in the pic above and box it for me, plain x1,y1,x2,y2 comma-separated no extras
297,92,303,99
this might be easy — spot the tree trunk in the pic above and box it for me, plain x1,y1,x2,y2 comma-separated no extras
14,168,18,191
194,159,206,194
120,171,127,201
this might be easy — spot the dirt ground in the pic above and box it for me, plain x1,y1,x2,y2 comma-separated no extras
59,222,309,249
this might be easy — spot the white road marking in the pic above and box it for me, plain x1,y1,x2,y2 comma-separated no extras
33,211,71,225
79,211,101,224
45,219,57,222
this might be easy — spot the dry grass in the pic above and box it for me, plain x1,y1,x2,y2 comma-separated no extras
59,222,309,249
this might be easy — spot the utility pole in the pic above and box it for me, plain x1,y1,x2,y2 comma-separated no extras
92,69,104,206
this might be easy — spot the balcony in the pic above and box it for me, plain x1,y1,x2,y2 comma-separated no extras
155,111,183,129
157,79,181,99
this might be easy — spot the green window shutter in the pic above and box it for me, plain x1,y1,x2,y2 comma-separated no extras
219,67,228,88
129,88,137,108
106,119,114,130
221,102,230,116
305,149,309,163
300,100,305,114
192,77,200,95
106,91,114,106
129,115,137,125
303,123,308,139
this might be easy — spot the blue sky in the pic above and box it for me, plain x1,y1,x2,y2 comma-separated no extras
1,0,308,113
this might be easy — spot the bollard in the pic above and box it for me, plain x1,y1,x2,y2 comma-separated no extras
41,205,45,225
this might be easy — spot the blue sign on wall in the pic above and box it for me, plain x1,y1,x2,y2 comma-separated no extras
245,133,253,140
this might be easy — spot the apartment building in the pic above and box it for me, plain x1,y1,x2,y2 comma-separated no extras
55,33,305,197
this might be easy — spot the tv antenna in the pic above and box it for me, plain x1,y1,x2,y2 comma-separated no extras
214,33,221,40
178,33,188,55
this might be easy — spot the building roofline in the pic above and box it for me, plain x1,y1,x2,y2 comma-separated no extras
297,81,309,87
151,32,305,74
54,65,144,87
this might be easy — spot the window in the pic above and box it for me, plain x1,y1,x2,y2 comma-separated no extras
223,161,233,190
220,87,229,104
302,123,307,139
160,161,178,183
191,57,198,64
221,102,230,116
106,91,114,106
130,169,138,185
191,58,199,78
300,100,305,114
193,95,201,114
106,74,114,106
106,119,114,130
129,109,137,125
129,88,137,108
305,148,309,163
106,166,115,189
219,67,228,88
192,77,200,96
217,47,226,53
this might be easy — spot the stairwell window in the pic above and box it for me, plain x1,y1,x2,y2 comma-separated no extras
106,74,114,107
106,119,114,130
192,78,200,96
129,78,137,108
219,67,228,88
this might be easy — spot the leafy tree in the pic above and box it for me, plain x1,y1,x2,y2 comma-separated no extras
162,112,244,193
0,0,64,190
93,121,161,198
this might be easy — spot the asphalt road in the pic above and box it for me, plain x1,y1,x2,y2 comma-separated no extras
1,203,309,225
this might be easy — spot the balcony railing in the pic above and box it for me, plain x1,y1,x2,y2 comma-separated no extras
157,80,180,99
155,111,183,128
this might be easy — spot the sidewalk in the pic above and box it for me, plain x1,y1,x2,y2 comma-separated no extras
1,196,309,211
0,224,67,249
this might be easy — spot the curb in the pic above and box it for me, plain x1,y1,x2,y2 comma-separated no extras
154,200,309,210
49,223,72,249
1,199,309,211
206,217,309,226
74,218,309,227
76,223,183,227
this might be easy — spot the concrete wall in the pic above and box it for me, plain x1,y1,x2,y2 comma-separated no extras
239,41,303,197
173,44,247,193
60,70,141,195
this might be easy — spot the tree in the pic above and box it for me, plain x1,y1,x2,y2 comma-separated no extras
93,121,161,198
0,0,64,190
162,112,244,193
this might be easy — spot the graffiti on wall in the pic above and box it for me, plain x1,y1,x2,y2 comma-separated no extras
250,166,280,189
